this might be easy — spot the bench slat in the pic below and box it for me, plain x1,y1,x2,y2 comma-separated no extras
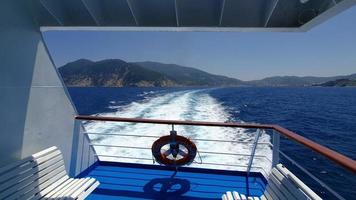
276,164,321,200
31,146,59,159
240,193,247,200
59,179,89,199
76,180,100,200
43,178,74,198
260,195,267,200
0,161,35,184
0,160,65,199
0,150,61,184
222,194,228,200
50,179,80,198
270,172,297,200
267,174,287,200
59,178,90,199
271,168,306,200
19,170,68,200
222,192,262,200
31,175,69,200
0,146,99,200
233,191,241,200
70,178,97,198
0,154,63,191
263,188,273,200
0,158,65,195
4,165,66,200
34,150,62,165
221,164,321,200
265,185,280,200
0,146,58,175
224,191,234,200
71,178,98,199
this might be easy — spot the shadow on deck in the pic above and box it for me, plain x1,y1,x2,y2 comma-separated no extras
79,162,267,200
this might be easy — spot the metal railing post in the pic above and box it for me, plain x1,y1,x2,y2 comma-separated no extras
247,129,262,173
246,129,262,196
70,119,81,177
272,130,280,167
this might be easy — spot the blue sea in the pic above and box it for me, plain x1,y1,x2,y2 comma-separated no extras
68,87,356,199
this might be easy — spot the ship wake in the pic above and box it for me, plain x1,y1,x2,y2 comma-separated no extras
85,89,272,174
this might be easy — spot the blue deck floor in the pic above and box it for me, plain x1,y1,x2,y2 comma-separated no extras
80,162,267,200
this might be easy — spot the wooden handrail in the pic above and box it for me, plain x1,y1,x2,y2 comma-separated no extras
75,115,356,173
75,115,275,129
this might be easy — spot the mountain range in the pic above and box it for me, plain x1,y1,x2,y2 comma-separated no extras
58,59,356,87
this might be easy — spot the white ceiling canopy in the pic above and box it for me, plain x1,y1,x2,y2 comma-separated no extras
32,0,356,32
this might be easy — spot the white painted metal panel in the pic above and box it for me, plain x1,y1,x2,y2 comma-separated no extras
0,1,79,176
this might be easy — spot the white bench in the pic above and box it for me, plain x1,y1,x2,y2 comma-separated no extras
222,164,322,200
0,146,99,200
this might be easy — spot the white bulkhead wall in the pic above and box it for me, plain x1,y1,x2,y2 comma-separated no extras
0,0,79,173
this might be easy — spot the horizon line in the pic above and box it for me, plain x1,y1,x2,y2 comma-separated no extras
58,57,356,82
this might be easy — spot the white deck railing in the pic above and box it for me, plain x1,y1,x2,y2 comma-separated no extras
73,116,356,199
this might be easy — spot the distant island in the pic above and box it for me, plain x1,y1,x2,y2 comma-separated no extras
313,79,356,87
58,59,242,87
58,59,356,87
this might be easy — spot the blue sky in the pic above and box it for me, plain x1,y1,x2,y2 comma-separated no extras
43,6,356,81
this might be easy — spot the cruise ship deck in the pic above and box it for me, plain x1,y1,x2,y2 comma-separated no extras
80,162,266,200
1,1,356,199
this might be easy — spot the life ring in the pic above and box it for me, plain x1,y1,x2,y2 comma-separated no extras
152,135,197,167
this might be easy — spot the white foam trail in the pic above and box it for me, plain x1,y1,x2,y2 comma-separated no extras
85,89,272,174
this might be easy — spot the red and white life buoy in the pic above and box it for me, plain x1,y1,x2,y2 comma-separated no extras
151,135,197,167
